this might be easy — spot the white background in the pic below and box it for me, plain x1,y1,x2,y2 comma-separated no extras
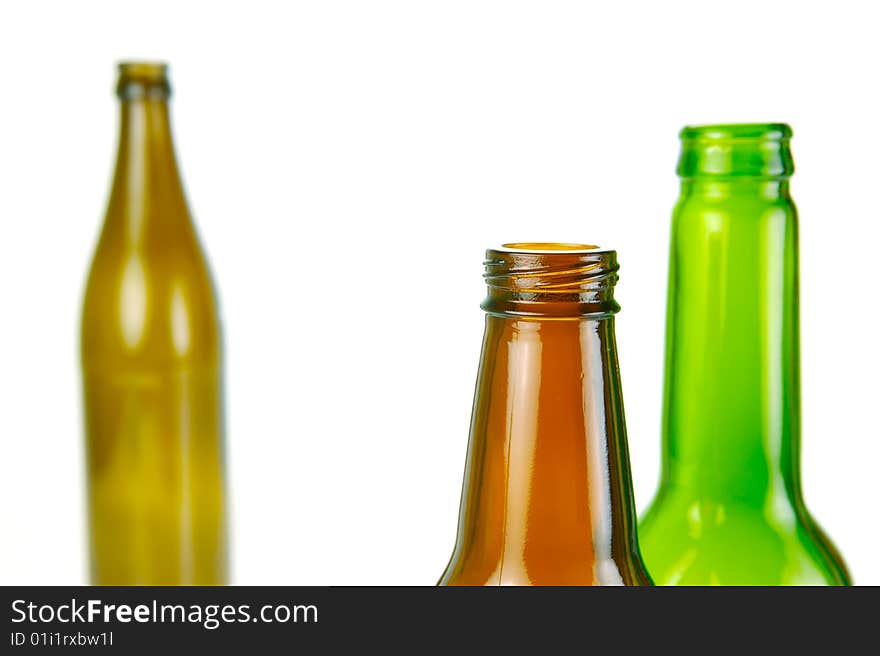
1,0,877,585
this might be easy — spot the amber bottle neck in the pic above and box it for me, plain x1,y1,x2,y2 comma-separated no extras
106,64,190,240
442,312,646,585
113,94,183,196
118,98,178,165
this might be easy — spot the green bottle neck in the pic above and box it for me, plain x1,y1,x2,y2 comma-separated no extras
679,179,791,202
677,122,793,179
661,171,803,510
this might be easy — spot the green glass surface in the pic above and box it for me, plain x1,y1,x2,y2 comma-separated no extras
639,124,850,585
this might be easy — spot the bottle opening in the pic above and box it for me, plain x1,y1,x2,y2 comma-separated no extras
680,123,791,142
483,244,619,318
117,61,171,100
677,122,794,179
500,242,601,252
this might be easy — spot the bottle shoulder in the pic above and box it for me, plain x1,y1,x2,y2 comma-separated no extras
440,555,651,586
639,493,849,585
81,233,220,368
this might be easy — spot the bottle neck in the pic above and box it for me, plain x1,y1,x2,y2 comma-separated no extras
679,178,791,201
443,313,645,585
661,172,802,508
482,245,619,318
105,84,190,241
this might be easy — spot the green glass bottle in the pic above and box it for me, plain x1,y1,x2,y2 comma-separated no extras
639,124,850,585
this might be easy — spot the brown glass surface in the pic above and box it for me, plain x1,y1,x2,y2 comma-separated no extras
440,245,650,585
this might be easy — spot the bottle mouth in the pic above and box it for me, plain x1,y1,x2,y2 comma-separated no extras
498,242,601,253
677,122,794,179
116,61,171,100
680,123,792,142
483,243,619,318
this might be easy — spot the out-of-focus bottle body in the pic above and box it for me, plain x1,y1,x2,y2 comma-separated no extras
81,62,227,585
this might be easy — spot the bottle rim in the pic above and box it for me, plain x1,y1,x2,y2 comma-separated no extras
494,242,604,254
677,123,794,179
118,61,168,78
116,61,171,99
680,123,792,142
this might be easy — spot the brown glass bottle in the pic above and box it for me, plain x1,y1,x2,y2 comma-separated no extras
80,63,227,585
440,244,650,585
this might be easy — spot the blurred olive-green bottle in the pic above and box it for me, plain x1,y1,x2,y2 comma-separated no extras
81,63,227,585
639,124,849,585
